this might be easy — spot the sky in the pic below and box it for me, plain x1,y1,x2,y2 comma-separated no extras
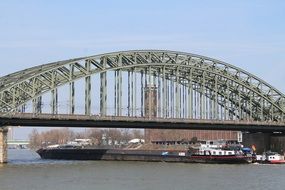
0,0,285,139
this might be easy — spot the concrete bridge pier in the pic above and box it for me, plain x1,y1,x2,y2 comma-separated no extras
0,127,8,164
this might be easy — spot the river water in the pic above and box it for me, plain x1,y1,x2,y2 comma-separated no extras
0,149,285,190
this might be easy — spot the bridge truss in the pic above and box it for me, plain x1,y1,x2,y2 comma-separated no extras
0,50,284,122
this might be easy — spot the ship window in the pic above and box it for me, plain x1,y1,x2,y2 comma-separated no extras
213,151,216,155
219,152,222,155
228,152,232,155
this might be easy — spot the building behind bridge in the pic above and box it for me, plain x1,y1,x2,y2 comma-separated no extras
144,86,241,143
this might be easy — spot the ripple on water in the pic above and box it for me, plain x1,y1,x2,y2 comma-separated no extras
1,149,285,190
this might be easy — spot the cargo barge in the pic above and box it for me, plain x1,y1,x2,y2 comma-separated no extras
37,141,254,164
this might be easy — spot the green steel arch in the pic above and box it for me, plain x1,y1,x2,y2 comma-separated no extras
0,50,284,122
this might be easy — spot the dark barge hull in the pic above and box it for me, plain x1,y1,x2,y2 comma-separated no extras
37,148,253,164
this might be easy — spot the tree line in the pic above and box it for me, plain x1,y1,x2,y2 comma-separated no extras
29,128,144,150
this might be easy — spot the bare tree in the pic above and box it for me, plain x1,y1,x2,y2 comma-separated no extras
28,128,76,148
121,129,132,143
28,129,41,150
132,129,144,139
87,129,103,145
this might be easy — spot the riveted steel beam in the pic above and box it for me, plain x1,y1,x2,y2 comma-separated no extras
100,57,107,116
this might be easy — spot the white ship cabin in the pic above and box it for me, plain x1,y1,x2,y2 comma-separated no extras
197,149,236,156
200,140,235,149
200,141,221,149
197,140,240,156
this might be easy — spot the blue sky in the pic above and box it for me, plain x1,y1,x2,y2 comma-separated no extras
1,0,285,139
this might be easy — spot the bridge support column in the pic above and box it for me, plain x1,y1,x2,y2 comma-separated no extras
0,128,8,164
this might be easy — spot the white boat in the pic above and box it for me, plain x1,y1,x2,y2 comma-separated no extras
256,151,285,164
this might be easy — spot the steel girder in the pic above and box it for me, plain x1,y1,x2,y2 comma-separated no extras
0,50,284,122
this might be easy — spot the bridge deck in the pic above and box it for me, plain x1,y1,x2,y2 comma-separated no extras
1,113,285,133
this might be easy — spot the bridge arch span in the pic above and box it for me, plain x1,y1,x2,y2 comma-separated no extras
0,50,284,122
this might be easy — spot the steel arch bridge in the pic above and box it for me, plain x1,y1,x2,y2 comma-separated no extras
0,50,285,127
